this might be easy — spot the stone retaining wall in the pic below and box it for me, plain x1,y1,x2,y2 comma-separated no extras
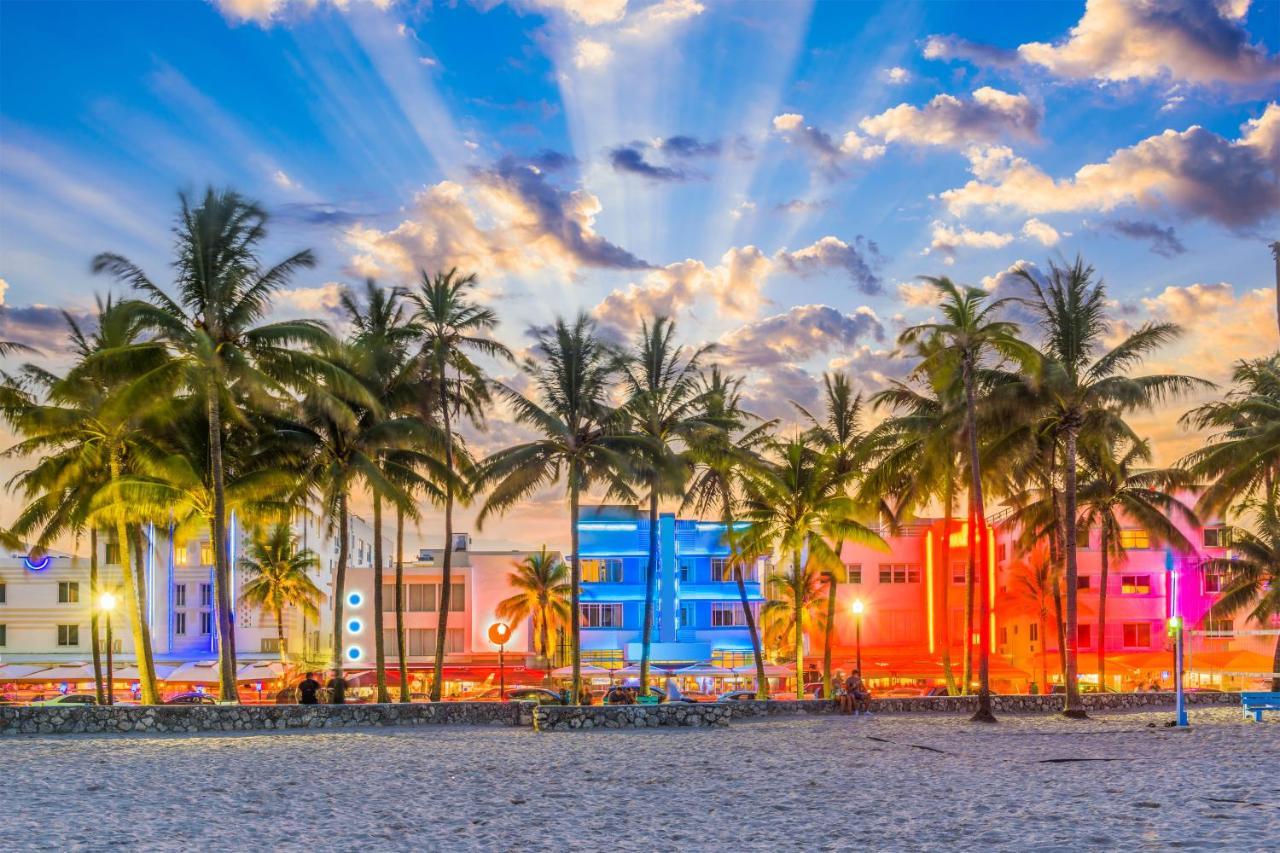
0,700,535,736
533,702,731,731
723,691,1239,719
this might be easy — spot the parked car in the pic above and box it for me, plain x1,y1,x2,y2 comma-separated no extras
505,687,563,705
29,693,97,707
882,687,922,698
716,690,768,702
603,685,697,704
164,692,217,706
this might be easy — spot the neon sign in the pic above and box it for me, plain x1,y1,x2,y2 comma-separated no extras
23,555,52,572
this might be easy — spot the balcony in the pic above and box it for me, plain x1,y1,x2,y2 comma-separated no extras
676,581,763,601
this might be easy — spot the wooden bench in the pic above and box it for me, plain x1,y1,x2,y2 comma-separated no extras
1240,692,1280,722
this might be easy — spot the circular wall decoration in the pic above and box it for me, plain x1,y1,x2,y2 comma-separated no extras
347,618,362,635
23,555,52,572
346,591,363,607
346,645,362,661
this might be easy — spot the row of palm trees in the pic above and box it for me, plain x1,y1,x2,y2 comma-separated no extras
2,187,1275,712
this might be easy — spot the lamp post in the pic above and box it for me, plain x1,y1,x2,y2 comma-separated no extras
99,592,117,706
488,622,512,701
852,599,865,673
1165,549,1187,728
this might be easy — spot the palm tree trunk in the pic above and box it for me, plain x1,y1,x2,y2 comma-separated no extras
129,526,160,702
372,493,389,703
1097,527,1109,691
963,490,975,695
1039,608,1049,693
108,455,159,705
639,482,659,692
1061,425,1086,717
89,528,105,704
431,389,454,702
1052,576,1067,687
735,560,768,700
395,506,409,703
822,567,837,699
569,472,582,704
941,486,957,695
793,550,804,698
1271,631,1280,693
276,605,287,669
332,492,350,682
206,387,238,703
963,357,995,723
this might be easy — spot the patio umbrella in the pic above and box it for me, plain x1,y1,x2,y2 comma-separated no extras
616,663,676,676
237,661,286,682
669,664,734,678
163,661,221,684
731,663,793,678
0,663,56,680
550,664,612,678
113,663,177,681
22,663,95,682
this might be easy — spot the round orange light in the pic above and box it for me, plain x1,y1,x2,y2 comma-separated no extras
487,622,512,645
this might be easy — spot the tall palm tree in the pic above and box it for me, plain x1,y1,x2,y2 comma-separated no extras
476,313,634,704
1203,498,1280,691
92,187,324,701
3,298,167,703
1076,435,1196,687
795,372,874,698
683,367,776,698
495,546,571,666
739,437,885,694
760,556,827,689
1013,551,1057,694
1015,256,1207,717
1180,354,1280,516
410,268,511,701
901,276,1034,722
238,522,322,667
619,316,711,691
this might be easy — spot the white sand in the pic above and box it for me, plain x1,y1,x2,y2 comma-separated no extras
4,708,1277,851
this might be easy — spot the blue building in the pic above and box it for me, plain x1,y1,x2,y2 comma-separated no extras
577,506,766,667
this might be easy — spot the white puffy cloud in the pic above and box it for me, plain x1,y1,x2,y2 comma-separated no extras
718,304,885,369
535,0,703,70
272,169,301,190
525,0,628,26
0,278,8,306
771,113,885,177
941,104,1280,229
859,87,1042,149
885,66,912,85
574,38,613,68
274,282,348,319
896,280,943,307
924,221,1014,264
773,235,884,294
1020,218,1062,246
212,0,392,26
1017,0,1280,87
922,34,1019,68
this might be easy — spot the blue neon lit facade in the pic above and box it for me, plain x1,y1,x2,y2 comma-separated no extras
577,506,764,664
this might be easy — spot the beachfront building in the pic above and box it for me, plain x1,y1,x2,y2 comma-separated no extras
576,506,767,669
340,535,556,694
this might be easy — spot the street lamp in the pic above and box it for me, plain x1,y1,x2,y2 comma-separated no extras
851,599,865,674
488,622,512,701
99,592,118,706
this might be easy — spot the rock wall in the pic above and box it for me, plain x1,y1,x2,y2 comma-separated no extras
0,700,536,736
533,702,731,731
721,691,1240,719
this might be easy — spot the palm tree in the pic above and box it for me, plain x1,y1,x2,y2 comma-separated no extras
93,187,324,701
3,298,167,703
495,546,571,666
476,313,634,705
901,277,1032,721
238,522,322,667
795,372,875,699
739,437,885,694
683,367,776,698
1013,551,1057,694
619,316,711,691
760,556,827,690
1015,256,1208,717
410,268,511,702
1203,498,1280,691
1076,435,1196,687
1180,355,1280,516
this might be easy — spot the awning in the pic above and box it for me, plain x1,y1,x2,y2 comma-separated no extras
0,663,57,680
669,664,735,677
237,661,286,682
615,663,678,676
113,663,177,681
16,663,95,682
163,661,221,683
730,663,794,678
550,664,614,678
1188,650,1275,674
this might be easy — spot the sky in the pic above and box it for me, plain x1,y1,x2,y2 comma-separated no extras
0,0,1277,552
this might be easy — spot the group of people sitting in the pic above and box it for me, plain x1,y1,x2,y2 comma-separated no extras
838,669,872,715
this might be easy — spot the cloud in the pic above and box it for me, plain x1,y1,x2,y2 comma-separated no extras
772,113,885,177
0,278,8,306
729,200,756,220
884,66,912,85
344,157,648,281
574,38,613,68
1017,0,1280,87
1140,281,1239,325
924,221,1014,264
533,0,703,69
0,303,90,353
272,169,301,190
941,104,1280,229
212,0,393,26
608,145,691,181
656,135,721,158
922,34,1020,68
718,304,885,369
859,87,1042,149
592,246,770,338
774,235,885,294
775,198,830,214
274,283,348,319
606,136,721,182
896,280,943,307
1020,217,1062,246
980,259,1045,328
1105,219,1188,257
526,0,628,26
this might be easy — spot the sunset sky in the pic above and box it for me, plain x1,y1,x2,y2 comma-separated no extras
1,0,1277,552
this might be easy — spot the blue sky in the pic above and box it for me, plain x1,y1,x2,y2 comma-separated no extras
1,0,1278,546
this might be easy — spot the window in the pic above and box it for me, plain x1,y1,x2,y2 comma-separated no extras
711,602,755,627
1120,575,1151,595
199,544,214,565
1122,623,1152,648
998,626,1008,645
199,611,213,635
1204,616,1233,636
0,624,5,646
199,583,213,607
580,603,623,628
677,603,694,629
445,627,464,653
261,638,284,653
1202,527,1230,548
1118,529,1150,550
951,562,967,585
408,583,436,612
878,564,921,584
1029,623,1039,642
58,581,79,603
996,543,1007,562
104,542,120,565
1203,568,1228,594
173,584,186,608
57,624,79,646
174,612,187,635
447,582,465,612
405,628,429,656
677,559,693,582
174,544,190,566
381,585,395,611
0,581,5,604
1075,527,1090,549
1075,623,1092,649
1076,575,1091,591
582,558,623,583
845,563,862,584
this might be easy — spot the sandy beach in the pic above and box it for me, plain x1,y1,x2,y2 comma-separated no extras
5,707,1277,852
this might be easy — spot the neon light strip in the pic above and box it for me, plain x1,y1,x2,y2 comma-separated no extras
925,530,935,654
146,522,156,628
987,526,996,644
